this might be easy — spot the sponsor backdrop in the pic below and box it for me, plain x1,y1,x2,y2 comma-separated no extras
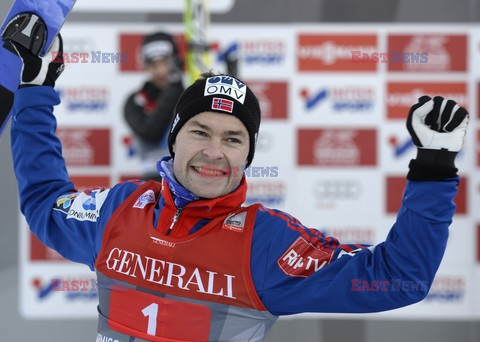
20,23,479,320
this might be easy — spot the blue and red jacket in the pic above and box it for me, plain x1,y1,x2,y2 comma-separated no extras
11,86,458,317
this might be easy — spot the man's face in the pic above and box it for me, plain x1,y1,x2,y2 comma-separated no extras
172,112,250,199
145,57,170,88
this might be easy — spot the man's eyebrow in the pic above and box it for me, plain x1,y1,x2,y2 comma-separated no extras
224,130,247,137
188,120,247,137
189,120,211,131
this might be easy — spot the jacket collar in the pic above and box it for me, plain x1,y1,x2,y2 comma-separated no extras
160,177,247,218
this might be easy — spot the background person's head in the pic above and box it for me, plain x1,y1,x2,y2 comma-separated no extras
168,73,261,198
141,32,181,88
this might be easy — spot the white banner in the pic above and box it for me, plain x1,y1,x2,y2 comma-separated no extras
72,0,235,13
20,22,479,320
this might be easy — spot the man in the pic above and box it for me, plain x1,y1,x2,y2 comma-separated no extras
124,32,184,180
9,34,468,342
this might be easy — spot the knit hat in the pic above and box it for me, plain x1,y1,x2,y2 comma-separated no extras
168,74,261,167
141,32,179,64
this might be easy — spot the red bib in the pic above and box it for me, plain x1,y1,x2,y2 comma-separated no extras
95,180,265,340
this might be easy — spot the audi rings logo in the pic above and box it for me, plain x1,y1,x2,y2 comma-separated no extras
313,179,362,200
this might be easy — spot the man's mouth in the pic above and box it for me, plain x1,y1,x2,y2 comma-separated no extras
192,166,228,177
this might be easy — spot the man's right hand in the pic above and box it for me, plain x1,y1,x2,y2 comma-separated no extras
9,34,65,88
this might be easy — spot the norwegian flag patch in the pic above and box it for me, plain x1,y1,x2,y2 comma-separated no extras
212,97,234,113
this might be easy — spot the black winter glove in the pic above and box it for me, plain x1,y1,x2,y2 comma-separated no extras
406,96,469,181
10,34,64,88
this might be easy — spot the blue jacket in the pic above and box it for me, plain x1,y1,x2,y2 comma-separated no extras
11,86,458,316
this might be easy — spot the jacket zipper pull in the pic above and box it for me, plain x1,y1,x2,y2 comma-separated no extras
166,209,181,235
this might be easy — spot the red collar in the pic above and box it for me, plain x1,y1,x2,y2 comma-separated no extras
160,177,247,218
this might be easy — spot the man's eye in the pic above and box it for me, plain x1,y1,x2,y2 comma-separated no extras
227,138,241,144
193,130,207,137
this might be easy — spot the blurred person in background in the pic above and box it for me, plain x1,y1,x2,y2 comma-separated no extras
124,32,184,181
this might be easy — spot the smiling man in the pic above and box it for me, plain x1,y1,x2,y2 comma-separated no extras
171,112,249,198
164,73,260,201
8,34,469,342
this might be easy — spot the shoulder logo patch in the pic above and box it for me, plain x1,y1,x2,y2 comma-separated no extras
222,211,247,233
277,237,333,278
54,192,81,214
133,190,156,209
63,189,110,222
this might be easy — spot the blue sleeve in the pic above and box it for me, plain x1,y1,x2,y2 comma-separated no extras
250,178,458,315
11,86,140,270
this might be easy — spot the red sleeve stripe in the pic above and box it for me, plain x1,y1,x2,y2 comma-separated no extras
337,244,370,253
259,206,339,251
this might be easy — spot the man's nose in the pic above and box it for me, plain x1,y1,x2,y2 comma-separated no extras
202,139,224,160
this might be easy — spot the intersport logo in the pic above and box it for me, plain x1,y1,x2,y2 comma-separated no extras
425,275,466,302
319,226,375,245
297,34,377,71
386,82,468,119
214,39,286,65
245,180,286,207
300,85,375,112
387,34,467,72
297,128,377,166
57,86,110,112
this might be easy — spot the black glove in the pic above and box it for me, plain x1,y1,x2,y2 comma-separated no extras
10,34,65,88
406,96,469,181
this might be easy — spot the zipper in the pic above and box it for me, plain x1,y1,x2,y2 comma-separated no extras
166,209,182,236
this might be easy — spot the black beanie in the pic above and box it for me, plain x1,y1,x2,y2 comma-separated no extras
168,74,261,167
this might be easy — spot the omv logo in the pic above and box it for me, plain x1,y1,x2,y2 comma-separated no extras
300,88,328,110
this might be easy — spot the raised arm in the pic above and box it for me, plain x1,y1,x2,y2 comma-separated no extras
250,96,468,315
9,35,139,269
